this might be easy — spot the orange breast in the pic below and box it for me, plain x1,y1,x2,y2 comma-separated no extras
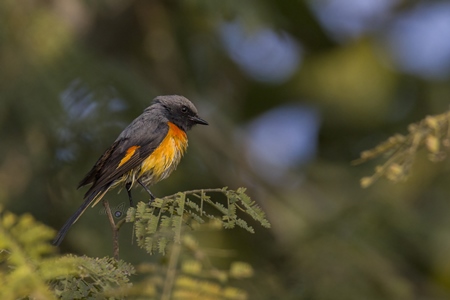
138,122,188,183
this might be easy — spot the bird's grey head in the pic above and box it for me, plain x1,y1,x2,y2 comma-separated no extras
150,95,208,132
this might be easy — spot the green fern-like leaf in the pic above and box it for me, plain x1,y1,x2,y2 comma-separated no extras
235,189,271,229
158,237,169,255
127,188,271,255
49,255,135,299
0,207,57,300
160,215,173,228
186,210,205,225
185,199,201,213
0,208,136,300
235,218,254,233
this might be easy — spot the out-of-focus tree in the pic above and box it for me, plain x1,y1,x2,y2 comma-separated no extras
2,0,450,298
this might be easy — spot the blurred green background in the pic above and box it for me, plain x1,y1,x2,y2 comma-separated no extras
2,0,450,299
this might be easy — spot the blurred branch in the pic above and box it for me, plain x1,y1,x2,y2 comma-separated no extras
161,240,182,300
353,110,450,187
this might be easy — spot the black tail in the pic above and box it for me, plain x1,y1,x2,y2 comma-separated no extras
52,186,108,246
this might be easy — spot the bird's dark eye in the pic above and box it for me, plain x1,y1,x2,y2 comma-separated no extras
181,106,188,113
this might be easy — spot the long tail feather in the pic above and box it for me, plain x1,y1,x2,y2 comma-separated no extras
52,186,110,246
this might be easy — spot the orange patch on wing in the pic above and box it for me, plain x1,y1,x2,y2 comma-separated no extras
118,145,141,168
139,122,188,180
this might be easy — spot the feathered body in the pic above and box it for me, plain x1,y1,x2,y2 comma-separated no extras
53,95,207,246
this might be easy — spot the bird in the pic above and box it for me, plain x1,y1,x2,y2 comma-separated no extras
53,95,208,246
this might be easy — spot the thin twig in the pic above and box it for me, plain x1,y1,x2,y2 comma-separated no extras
159,188,224,201
115,218,127,231
102,200,120,261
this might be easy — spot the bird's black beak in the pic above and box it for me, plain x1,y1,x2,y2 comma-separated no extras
190,116,209,125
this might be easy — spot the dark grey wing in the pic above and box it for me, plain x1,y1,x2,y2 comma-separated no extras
78,139,121,188
81,121,168,198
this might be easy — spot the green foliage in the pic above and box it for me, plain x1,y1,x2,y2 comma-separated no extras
172,234,253,300
122,188,268,299
0,206,135,300
1,188,268,299
0,206,57,300
49,256,135,299
353,110,450,187
127,234,252,300
126,187,271,255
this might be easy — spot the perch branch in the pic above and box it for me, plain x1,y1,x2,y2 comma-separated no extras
102,200,120,261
